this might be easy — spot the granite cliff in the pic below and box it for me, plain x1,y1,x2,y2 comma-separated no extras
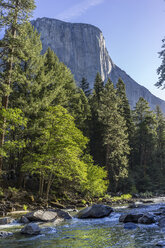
32,17,165,111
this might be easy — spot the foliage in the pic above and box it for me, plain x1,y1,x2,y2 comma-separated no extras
23,204,28,211
8,186,19,194
156,37,165,89
98,78,130,192
83,154,108,197
0,187,4,196
79,77,91,97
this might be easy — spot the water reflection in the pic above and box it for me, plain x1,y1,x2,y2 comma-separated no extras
0,203,165,248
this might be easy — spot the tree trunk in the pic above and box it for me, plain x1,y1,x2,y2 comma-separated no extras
39,174,44,197
45,172,53,201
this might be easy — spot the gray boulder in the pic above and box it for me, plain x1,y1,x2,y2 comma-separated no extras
0,231,13,238
119,213,143,223
138,213,155,224
0,217,14,225
19,216,30,224
124,222,137,230
158,217,165,228
156,241,165,247
21,223,41,235
24,209,71,222
25,210,57,222
76,204,113,219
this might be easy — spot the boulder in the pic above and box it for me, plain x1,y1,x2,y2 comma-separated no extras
124,222,137,230
119,213,143,223
158,217,165,228
19,216,30,224
76,204,113,219
156,241,165,247
25,210,57,222
138,213,155,224
0,231,13,238
0,217,14,225
21,223,41,235
24,209,71,222
55,209,72,220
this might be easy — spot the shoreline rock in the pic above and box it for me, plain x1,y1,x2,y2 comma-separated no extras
76,204,113,219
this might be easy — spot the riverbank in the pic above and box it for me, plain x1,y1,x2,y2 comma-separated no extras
0,187,165,217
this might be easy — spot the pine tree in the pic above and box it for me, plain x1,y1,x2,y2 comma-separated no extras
79,77,91,97
70,88,91,137
0,0,35,169
89,72,104,166
156,37,165,89
116,78,135,191
132,97,157,191
116,78,134,137
98,78,130,192
154,105,165,189
93,72,104,104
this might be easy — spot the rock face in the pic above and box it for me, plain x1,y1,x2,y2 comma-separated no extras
76,204,113,219
32,17,165,112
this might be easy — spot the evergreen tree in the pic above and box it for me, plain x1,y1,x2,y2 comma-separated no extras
93,72,104,104
154,105,165,189
98,79,130,192
116,78,135,191
79,77,91,97
156,37,165,89
132,97,157,191
0,0,35,169
116,78,134,137
70,88,91,137
89,72,104,166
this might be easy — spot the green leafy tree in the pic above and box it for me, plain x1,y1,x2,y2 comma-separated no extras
98,79,130,192
22,105,107,200
83,154,108,197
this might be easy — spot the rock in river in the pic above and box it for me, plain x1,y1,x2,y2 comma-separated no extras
0,231,13,238
76,204,113,219
124,222,137,230
0,217,15,225
158,217,165,228
156,241,165,247
138,213,155,224
24,209,71,222
119,213,143,223
21,223,41,235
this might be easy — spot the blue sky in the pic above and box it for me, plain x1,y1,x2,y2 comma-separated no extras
8,0,165,100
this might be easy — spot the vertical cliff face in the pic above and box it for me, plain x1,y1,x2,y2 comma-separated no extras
32,17,165,112
32,17,113,84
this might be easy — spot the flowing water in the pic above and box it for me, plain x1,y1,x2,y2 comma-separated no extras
0,200,165,248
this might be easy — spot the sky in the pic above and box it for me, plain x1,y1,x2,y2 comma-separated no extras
3,0,165,100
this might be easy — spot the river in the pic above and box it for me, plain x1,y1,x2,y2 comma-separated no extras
0,199,165,248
